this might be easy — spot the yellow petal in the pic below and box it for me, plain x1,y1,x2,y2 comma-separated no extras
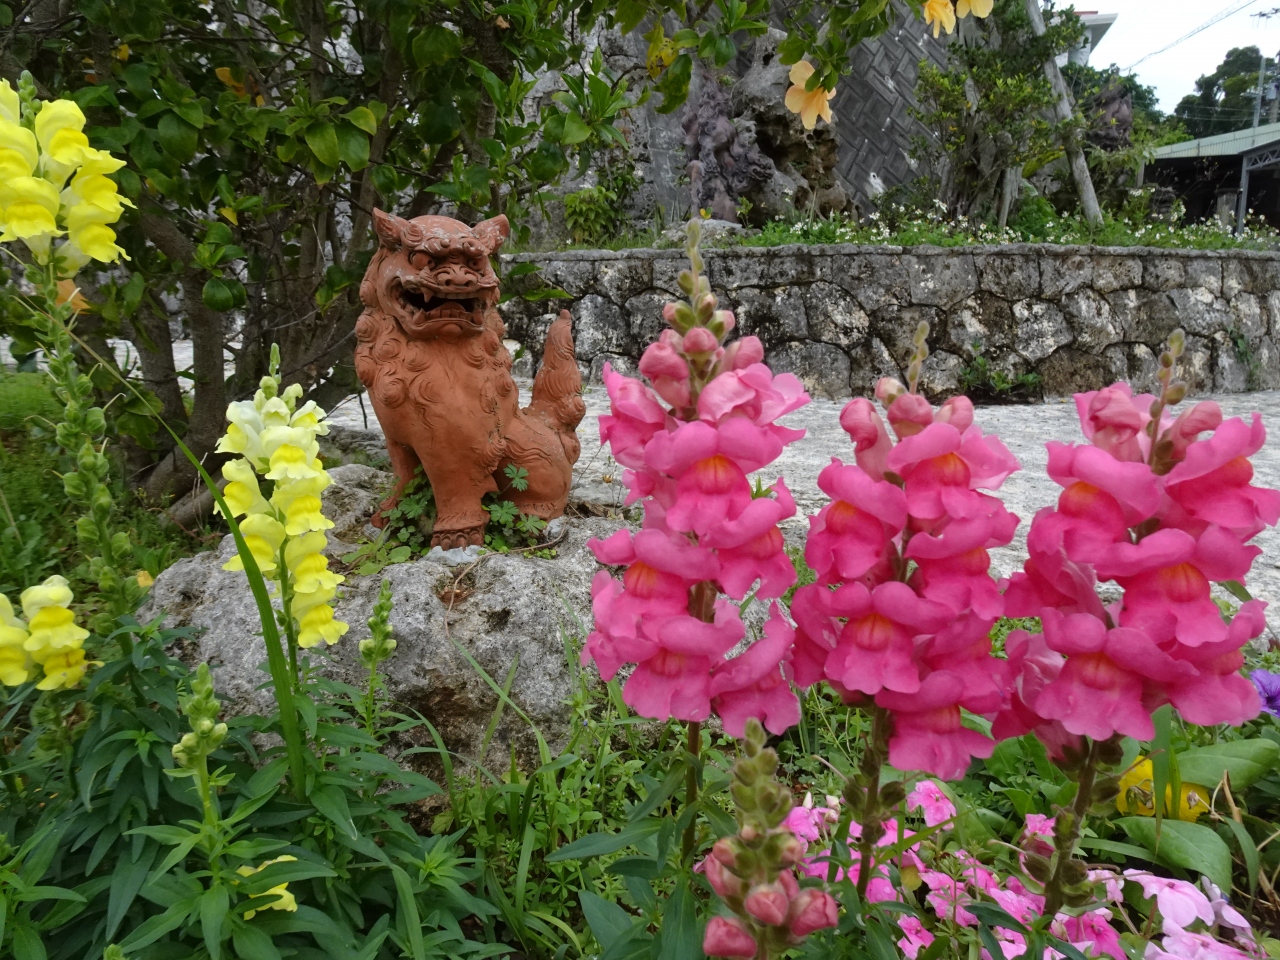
0,79,18,125
788,60,815,86
21,575,75,619
0,119,38,172
34,99,87,151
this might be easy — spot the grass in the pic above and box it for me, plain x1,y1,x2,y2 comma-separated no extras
0,369,213,603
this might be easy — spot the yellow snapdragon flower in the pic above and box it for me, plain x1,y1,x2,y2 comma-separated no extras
237,856,299,919
223,512,287,576
14,575,97,690
222,458,272,517
0,79,18,123
0,595,34,687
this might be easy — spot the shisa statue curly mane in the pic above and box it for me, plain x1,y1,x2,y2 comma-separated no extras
354,209,585,549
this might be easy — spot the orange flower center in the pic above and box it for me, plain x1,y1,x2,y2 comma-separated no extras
1074,652,1125,689
826,500,861,535
1155,563,1208,603
689,454,740,494
849,613,898,651
914,452,970,488
648,647,690,677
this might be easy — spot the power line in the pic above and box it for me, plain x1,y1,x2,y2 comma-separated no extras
1125,0,1266,71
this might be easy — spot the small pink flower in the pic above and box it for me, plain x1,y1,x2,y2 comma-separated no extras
1021,814,1056,859
898,916,936,960
1200,878,1254,942
907,780,956,827
598,364,669,468
1164,415,1280,541
1074,384,1162,462
638,332,693,409
805,461,908,582
1155,928,1257,960
887,392,934,438
701,854,747,900
824,582,952,696
683,326,719,353
1125,871,1215,932
703,916,759,958
787,888,839,939
1055,909,1125,960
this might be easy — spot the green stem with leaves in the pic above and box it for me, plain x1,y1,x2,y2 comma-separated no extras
1042,739,1100,916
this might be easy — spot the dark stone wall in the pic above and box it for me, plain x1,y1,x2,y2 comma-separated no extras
499,245,1280,400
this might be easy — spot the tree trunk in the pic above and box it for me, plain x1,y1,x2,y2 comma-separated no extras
1023,0,1103,228
138,207,229,501
998,165,1021,229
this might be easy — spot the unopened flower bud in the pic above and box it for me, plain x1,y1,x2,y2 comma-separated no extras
744,881,790,926
703,916,757,958
1167,328,1185,356
663,302,680,324
1061,858,1089,886
875,377,906,405
1165,381,1187,405
879,781,906,807
712,837,739,867
703,854,747,899
787,888,839,939
715,309,736,332
1023,853,1052,883
776,833,805,867
683,327,719,354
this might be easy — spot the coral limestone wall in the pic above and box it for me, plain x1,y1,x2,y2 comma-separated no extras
499,244,1280,400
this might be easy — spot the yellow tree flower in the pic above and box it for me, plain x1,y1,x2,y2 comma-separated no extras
784,61,836,131
1116,758,1212,822
956,0,993,17
923,0,957,36
237,856,299,919
0,595,34,687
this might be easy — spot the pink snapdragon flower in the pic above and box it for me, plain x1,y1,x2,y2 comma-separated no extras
586,229,811,737
1002,347,1277,756
791,370,1020,779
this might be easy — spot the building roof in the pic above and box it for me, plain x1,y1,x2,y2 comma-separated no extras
1077,12,1118,49
1152,122,1280,161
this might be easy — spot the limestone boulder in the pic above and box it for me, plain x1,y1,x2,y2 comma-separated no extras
143,466,626,767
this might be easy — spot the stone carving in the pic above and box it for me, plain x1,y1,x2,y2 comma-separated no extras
354,210,586,548
682,70,775,222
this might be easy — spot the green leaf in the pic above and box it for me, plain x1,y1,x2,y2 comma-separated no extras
413,25,462,67
658,883,700,960
310,785,357,838
580,890,635,946
1176,740,1280,791
1118,818,1233,891
12,925,47,960
418,100,461,144
390,865,426,960
305,122,340,168
560,113,592,145
201,884,229,960
336,123,370,171
546,818,664,862
1223,817,1260,898
239,859,337,895
616,0,647,32
202,277,236,312
156,112,199,162
232,923,282,960
371,164,399,196
172,100,205,129
344,106,378,135
105,844,156,941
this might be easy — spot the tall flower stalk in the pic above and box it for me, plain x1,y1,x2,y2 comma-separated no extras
584,221,811,861
215,344,349,688
0,72,142,630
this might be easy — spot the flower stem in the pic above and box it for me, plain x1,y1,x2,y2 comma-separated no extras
855,707,889,899
682,719,702,862
1042,739,1099,916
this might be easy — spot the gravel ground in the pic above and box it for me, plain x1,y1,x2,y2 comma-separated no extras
325,383,1280,620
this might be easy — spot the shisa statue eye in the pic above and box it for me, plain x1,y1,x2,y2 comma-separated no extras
410,250,431,270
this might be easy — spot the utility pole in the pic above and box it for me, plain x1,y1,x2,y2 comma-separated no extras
1253,52,1267,128
1024,0,1104,227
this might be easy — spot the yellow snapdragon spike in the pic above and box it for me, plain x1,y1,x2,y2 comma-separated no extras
0,120,38,172
221,458,271,518
0,595,33,687
297,602,348,648
0,79,18,124
922,0,957,36
236,856,299,919
24,604,91,654
222,513,286,576
36,647,99,691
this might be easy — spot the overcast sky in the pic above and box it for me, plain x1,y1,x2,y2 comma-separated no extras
1085,0,1280,113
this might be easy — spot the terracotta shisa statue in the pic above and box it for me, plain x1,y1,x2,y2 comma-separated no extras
353,210,585,549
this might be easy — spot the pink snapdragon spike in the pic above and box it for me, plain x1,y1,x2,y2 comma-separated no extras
998,330,1279,752
584,222,810,734
791,322,1021,779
